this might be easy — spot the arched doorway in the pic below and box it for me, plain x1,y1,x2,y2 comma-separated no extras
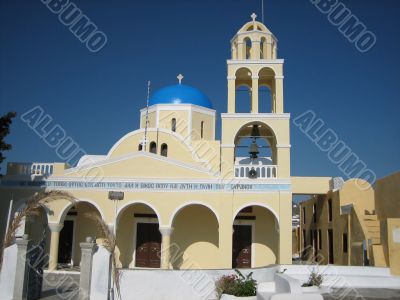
170,203,219,269
232,205,279,268
58,201,103,267
116,202,161,268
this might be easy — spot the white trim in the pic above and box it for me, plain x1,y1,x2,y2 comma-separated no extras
140,104,216,117
116,200,162,225
227,76,236,80
168,201,220,228
131,217,160,269
40,176,292,186
232,202,279,224
221,113,290,120
275,76,284,79
227,59,284,65
233,219,256,268
221,144,236,148
67,151,214,176
105,128,209,164
276,144,291,148
65,215,77,266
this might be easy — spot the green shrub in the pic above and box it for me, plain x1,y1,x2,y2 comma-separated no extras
215,269,257,299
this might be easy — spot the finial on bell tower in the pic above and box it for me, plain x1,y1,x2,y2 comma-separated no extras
177,74,184,85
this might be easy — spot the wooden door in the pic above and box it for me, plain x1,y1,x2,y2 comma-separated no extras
232,225,252,268
135,223,161,268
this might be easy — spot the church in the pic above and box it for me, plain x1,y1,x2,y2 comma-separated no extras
1,14,346,271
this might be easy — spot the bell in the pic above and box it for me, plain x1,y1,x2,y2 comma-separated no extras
250,124,261,138
248,139,259,159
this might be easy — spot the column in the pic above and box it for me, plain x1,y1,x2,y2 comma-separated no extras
237,42,244,59
266,41,272,60
48,223,63,271
274,76,284,113
278,193,292,264
13,235,32,300
251,76,259,113
159,227,174,269
218,208,233,269
251,40,261,60
227,76,236,113
79,237,97,300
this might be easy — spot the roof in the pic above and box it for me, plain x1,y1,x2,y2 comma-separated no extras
149,84,213,109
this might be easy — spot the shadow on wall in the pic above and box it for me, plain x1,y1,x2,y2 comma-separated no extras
171,205,219,269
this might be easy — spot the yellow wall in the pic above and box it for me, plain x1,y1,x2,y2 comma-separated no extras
374,172,400,219
171,205,219,269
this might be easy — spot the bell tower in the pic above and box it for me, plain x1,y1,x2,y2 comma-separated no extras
221,13,290,181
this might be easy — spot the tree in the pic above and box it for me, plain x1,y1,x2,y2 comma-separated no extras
0,112,17,175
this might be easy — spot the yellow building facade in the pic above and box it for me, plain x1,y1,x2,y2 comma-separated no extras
3,14,380,273
299,172,400,275
0,15,298,271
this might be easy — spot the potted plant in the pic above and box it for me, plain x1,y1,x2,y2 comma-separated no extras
301,268,324,293
215,269,257,299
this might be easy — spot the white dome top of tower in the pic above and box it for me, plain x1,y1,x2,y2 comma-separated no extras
237,13,272,34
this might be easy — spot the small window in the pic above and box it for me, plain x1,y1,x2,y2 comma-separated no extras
328,199,333,222
302,207,306,224
200,121,204,139
149,142,157,154
343,233,348,253
171,118,176,132
313,204,317,223
138,144,143,151
161,143,168,157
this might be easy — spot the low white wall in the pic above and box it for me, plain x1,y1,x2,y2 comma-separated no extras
0,244,18,300
118,266,279,300
281,265,400,289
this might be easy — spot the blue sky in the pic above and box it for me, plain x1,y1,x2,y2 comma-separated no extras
1,0,399,183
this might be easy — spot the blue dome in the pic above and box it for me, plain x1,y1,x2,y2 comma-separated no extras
149,84,213,109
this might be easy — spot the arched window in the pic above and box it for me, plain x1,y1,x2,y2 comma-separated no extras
150,142,157,154
171,118,176,132
161,143,168,157
138,143,143,151
244,37,252,59
200,121,204,139
260,37,267,59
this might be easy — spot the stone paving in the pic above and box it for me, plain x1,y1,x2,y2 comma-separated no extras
323,288,400,300
39,272,80,300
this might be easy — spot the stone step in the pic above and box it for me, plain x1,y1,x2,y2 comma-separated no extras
363,214,378,221
364,220,380,227
368,231,381,240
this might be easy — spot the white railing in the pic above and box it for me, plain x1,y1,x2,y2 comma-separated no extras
12,163,54,176
234,164,277,179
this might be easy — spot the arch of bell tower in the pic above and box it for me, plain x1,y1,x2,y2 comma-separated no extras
228,13,283,114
